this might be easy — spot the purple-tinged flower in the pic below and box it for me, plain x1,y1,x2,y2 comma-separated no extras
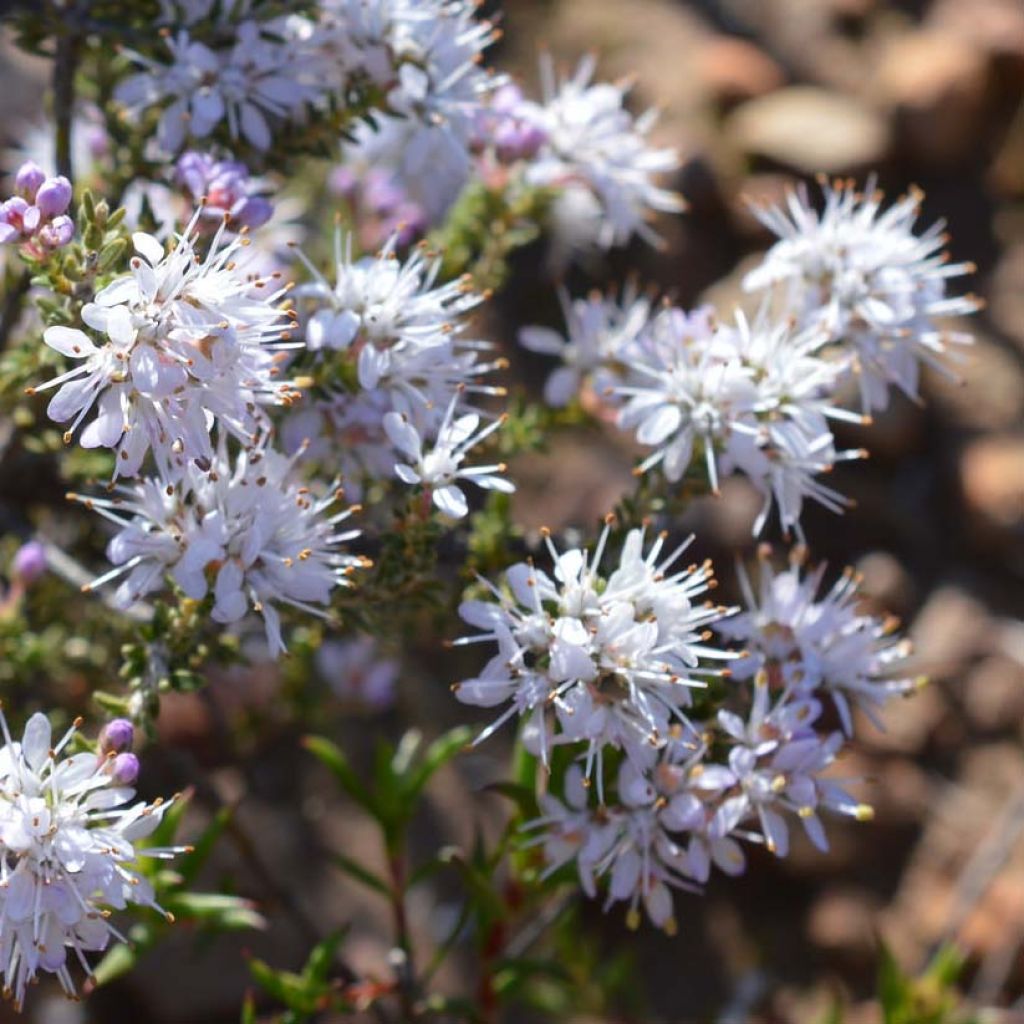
11,541,46,583
14,160,45,198
34,175,72,218
111,752,141,785
475,83,548,162
174,151,273,229
99,718,135,754
37,213,74,249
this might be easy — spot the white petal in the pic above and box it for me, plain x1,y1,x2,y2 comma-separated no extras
44,326,97,359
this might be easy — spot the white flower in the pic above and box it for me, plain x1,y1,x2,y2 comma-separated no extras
714,678,868,857
31,212,296,481
383,392,513,518
282,389,397,502
297,230,481,357
743,177,980,412
525,55,684,249
334,1,501,219
518,284,652,407
72,441,363,657
616,306,756,490
524,761,696,933
294,228,505,485
717,549,919,735
453,523,731,783
115,21,320,154
614,305,864,535
0,710,181,1010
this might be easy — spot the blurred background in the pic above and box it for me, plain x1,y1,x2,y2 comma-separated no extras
1,0,1023,1020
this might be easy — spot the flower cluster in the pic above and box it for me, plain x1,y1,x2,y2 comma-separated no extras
454,523,732,787
175,151,273,230
330,165,426,250
523,299,865,537
290,229,512,511
518,548,913,930
523,55,685,252
326,0,502,219
32,209,296,481
71,441,364,656
743,177,981,412
115,18,323,153
1,161,73,254
717,546,920,735
0,710,179,1009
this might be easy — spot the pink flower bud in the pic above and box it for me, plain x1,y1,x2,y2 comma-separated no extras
38,214,74,249
14,161,46,199
11,541,46,583
111,752,140,786
100,718,134,754
34,176,72,218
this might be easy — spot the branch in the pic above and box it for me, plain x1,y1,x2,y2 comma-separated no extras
53,8,81,182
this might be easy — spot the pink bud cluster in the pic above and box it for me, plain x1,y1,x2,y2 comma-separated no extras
0,161,74,252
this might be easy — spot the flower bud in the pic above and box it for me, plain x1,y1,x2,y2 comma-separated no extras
34,175,73,218
38,214,75,249
111,752,140,786
100,718,135,754
14,161,46,199
11,541,46,583
1,196,29,234
233,195,273,229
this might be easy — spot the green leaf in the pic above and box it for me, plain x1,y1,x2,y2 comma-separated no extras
303,930,348,985
402,725,472,803
90,936,139,988
332,852,391,896
165,892,266,931
240,992,257,1024
177,804,233,886
302,736,375,815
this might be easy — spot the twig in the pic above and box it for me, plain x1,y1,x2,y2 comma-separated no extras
935,778,1024,968
53,7,81,183
0,269,31,351
387,848,420,1021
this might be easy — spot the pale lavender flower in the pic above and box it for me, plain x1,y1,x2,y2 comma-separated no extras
744,177,981,412
0,710,183,1010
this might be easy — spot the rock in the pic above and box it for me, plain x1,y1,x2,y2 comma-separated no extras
929,0,1024,63
872,31,990,165
854,551,915,617
509,433,635,531
911,586,992,677
963,655,1024,733
923,331,1024,432
696,474,766,548
725,86,889,174
959,434,1024,532
806,888,880,953
696,36,786,107
861,682,948,755
987,241,1024,351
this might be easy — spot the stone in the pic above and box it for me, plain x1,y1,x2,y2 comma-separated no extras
807,888,880,953
910,586,992,676
725,86,889,174
963,655,1024,733
854,551,915,617
872,31,990,164
696,36,786,107
959,435,1024,532
923,331,1024,432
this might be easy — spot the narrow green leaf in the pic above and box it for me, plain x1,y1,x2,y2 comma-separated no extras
302,736,375,814
332,852,391,896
